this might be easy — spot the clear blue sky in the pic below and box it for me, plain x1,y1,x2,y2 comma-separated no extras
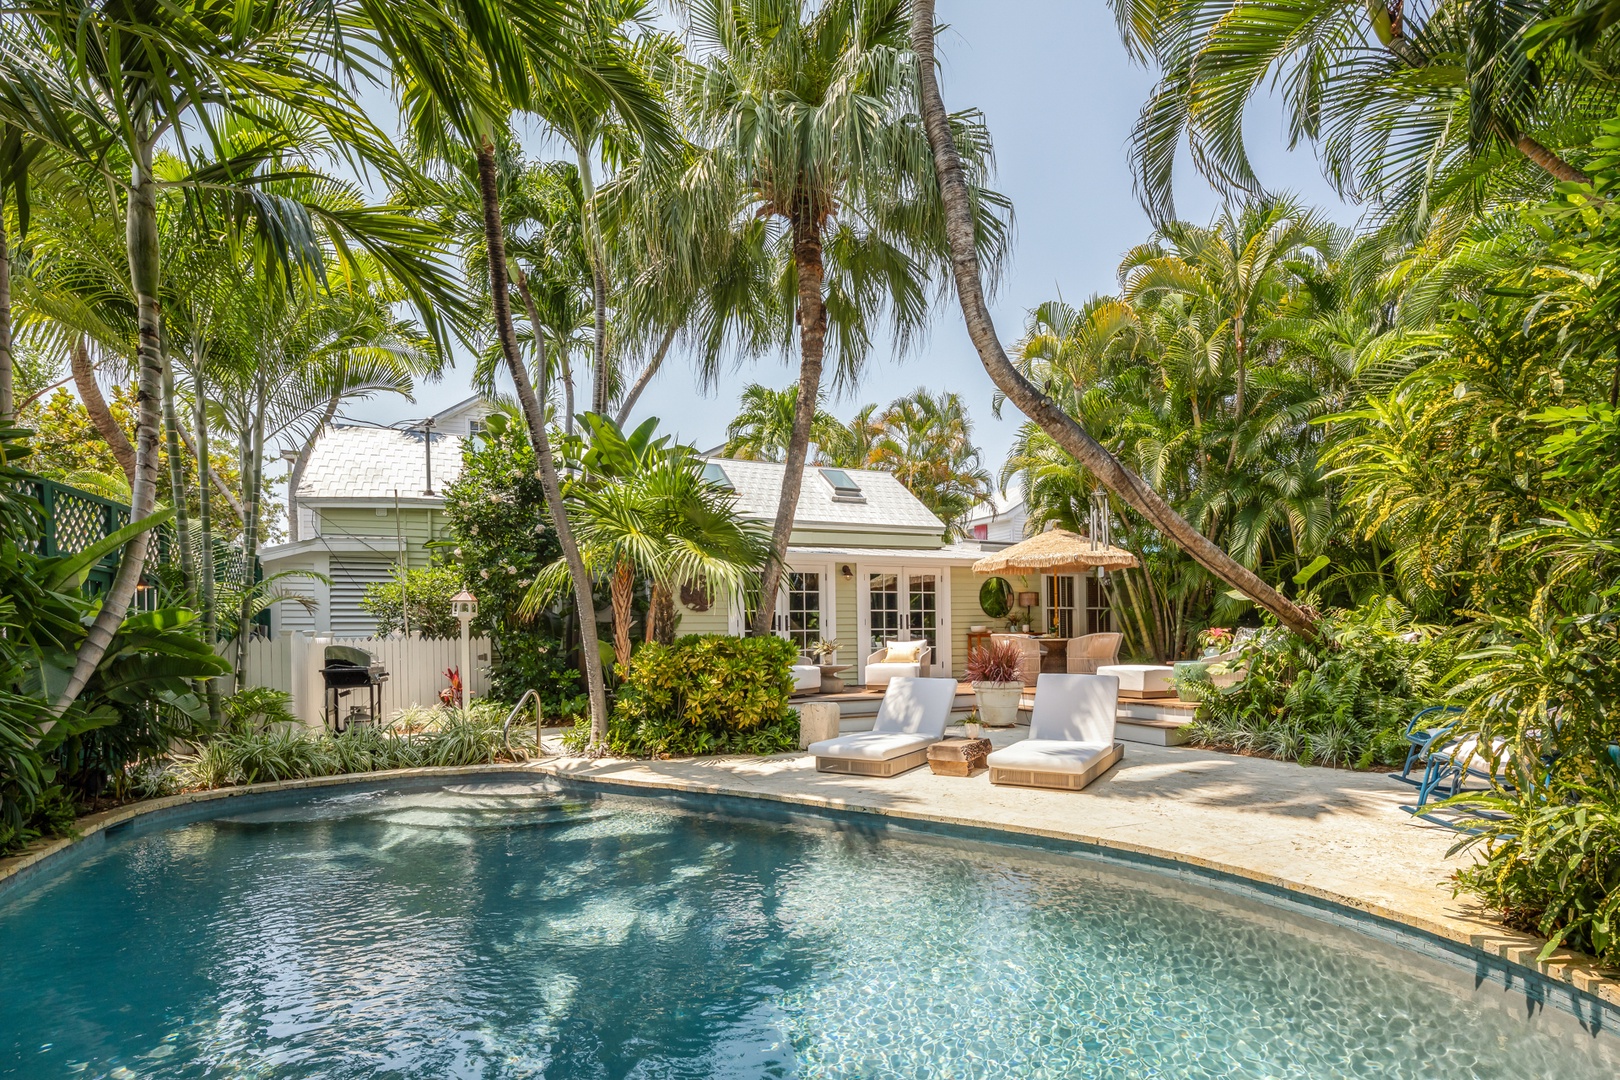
345,0,1357,488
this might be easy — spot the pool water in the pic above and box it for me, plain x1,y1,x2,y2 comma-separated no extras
1,782,1615,1078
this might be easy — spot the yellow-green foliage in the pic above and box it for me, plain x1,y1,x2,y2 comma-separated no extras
577,635,800,757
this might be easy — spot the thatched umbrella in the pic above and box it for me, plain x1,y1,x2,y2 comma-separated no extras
972,528,1138,575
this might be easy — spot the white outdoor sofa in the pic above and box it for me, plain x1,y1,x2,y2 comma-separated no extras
863,641,932,688
808,676,957,777
986,673,1125,791
790,660,821,696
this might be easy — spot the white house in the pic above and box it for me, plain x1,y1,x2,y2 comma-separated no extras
263,397,1108,678
674,460,1109,682
262,397,493,636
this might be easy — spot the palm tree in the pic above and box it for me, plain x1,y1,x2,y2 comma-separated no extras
1108,0,1606,234
865,389,992,538
909,0,1319,637
722,383,844,462
371,0,668,747
673,0,1010,636
525,415,770,669
1119,197,1335,465
0,0,429,727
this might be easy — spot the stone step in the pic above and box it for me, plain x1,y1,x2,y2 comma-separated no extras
1115,715,1194,747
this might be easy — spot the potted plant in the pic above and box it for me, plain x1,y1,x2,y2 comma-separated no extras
809,638,840,665
961,709,983,740
965,640,1024,728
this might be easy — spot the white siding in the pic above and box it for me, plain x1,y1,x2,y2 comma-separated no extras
329,555,396,636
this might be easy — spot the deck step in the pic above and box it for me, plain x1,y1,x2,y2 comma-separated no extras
1115,715,1194,746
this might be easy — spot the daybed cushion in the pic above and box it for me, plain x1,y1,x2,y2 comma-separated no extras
985,738,1113,774
807,731,935,762
1095,664,1174,695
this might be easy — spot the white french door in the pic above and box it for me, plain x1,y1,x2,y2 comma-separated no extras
858,566,950,681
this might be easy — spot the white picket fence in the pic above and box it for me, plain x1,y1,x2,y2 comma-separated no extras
227,632,493,728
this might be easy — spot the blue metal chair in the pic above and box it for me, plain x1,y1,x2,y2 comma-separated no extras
1397,705,1463,784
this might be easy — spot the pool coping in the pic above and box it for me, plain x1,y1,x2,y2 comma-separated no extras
3,759,1617,1014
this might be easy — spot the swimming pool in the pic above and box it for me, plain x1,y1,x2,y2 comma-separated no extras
1,778,1615,1078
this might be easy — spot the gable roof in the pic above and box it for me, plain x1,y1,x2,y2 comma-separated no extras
705,457,944,535
297,425,465,504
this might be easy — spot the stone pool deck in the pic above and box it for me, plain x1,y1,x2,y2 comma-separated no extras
539,731,1620,1009
3,732,1616,1009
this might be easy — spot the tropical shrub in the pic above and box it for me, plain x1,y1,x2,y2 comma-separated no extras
221,687,299,733
1,428,227,853
441,416,583,715
361,564,466,639
180,703,527,788
568,635,800,757
1189,599,1456,769
1449,768,1620,967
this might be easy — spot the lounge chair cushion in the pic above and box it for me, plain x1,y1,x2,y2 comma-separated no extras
1095,664,1174,695
871,676,958,736
1027,673,1120,743
807,731,936,762
986,739,1113,774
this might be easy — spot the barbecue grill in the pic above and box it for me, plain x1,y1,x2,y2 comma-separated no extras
320,645,388,731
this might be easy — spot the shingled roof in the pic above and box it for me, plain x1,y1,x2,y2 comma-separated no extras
704,457,944,535
296,426,465,503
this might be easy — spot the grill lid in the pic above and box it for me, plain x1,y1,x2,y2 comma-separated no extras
323,645,374,669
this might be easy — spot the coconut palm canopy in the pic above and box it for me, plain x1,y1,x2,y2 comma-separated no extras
972,528,1138,575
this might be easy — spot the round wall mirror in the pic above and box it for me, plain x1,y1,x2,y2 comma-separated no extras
979,576,1013,619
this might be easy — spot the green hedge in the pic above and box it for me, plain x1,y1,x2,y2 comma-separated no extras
571,635,801,757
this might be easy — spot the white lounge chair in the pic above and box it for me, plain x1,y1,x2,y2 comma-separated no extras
808,676,957,777
987,673,1124,791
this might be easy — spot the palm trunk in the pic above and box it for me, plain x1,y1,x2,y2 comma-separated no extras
512,264,551,415
286,394,337,543
614,324,678,428
71,337,136,485
234,392,265,687
909,0,1317,640
193,362,222,727
0,209,13,424
559,331,577,437
648,581,676,646
45,137,164,727
177,420,245,523
576,147,611,415
610,558,634,670
751,210,828,636
478,138,609,745
159,345,195,594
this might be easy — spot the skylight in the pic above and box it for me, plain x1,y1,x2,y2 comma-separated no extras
819,467,865,502
702,462,734,490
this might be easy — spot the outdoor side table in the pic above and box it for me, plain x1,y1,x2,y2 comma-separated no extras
818,664,852,694
927,738,992,776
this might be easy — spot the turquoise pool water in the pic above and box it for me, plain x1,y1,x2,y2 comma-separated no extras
1,781,1615,1078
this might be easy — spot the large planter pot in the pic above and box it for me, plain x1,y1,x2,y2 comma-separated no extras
973,681,1024,728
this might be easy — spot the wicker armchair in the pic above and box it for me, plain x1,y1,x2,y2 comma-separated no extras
990,634,1042,687
1066,633,1123,674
